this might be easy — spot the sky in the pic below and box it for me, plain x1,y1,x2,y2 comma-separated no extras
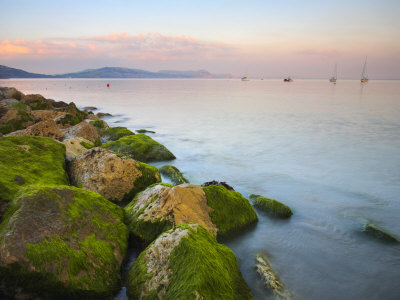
1,0,399,78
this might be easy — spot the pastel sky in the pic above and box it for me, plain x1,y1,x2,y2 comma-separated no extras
1,0,399,78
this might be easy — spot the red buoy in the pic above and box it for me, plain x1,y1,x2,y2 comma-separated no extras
107,83,110,87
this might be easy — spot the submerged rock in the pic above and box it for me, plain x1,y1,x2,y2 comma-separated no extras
249,194,293,218
7,119,64,140
255,254,291,300
96,112,112,118
102,134,175,162
62,137,93,161
0,136,68,216
101,126,135,142
125,184,216,243
0,185,128,299
363,223,399,243
61,121,99,143
159,165,189,185
126,224,252,300
69,147,160,202
135,129,155,134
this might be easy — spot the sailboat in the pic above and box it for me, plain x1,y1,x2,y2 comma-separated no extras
329,63,337,84
241,76,250,81
361,57,368,83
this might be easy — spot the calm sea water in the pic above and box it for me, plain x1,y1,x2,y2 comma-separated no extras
1,78,400,300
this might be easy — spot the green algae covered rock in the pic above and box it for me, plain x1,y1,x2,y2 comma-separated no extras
101,126,135,142
203,185,258,238
0,185,128,299
159,164,189,185
0,136,68,215
249,194,292,218
0,99,33,134
102,134,175,162
126,224,252,300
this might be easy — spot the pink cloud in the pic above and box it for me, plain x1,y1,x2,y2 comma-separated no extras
0,32,233,62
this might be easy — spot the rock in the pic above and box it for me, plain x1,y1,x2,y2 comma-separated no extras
125,184,217,243
52,100,69,108
96,112,112,118
127,224,252,300
125,183,258,243
69,148,160,202
0,100,33,134
55,102,88,126
202,180,234,191
0,87,24,101
159,165,189,185
88,114,100,121
363,223,399,243
61,121,99,143
0,185,128,299
102,134,176,162
249,194,293,218
101,126,134,142
0,136,68,216
21,94,54,110
255,254,291,300
203,185,258,238
62,137,93,161
135,129,155,134
30,110,66,122
7,119,64,140
83,106,97,111
90,119,108,130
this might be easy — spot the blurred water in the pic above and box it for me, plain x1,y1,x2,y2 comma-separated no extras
1,78,400,300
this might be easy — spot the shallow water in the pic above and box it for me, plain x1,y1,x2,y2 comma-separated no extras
2,78,400,300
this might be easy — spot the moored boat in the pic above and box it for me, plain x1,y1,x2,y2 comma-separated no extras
283,77,293,82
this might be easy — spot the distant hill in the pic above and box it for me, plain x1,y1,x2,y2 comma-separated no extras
0,65,234,79
0,65,52,79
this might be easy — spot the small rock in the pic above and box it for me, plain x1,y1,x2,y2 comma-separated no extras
96,112,112,118
136,129,156,134
249,194,293,218
159,165,189,185
363,223,398,243
61,121,99,143
83,106,97,111
62,137,93,161
202,180,234,191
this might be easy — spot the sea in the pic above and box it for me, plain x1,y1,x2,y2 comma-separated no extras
1,78,399,300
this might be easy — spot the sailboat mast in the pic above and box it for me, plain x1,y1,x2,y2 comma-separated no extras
362,56,367,78
335,63,337,79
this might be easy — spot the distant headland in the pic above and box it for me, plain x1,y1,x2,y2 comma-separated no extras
0,65,235,79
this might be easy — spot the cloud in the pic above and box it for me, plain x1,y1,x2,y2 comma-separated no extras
0,32,234,62
296,49,339,56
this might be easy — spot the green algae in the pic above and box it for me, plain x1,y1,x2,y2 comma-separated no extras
249,194,292,218
126,161,161,201
0,185,128,299
101,126,135,141
80,140,94,149
203,185,258,238
90,120,105,128
0,137,68,209
0,102,33,134
127,224,252,300
102,134,175,163
159,164,189,185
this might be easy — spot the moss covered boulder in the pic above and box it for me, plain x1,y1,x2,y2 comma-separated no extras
0,185,128,299
102,134,175,162
125,184,216,244
21,94,54,111
125,183,257,244
0,136,68,215
69,147,160,202
203,185,258,238
101,126,135,142
127,224,252,300
249,194,292,218
0,99,33,134
160,164,189,185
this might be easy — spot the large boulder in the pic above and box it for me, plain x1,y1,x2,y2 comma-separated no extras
0,136,68,216
125,184,216,244
0,185,128,299
61,121,99,143
7,119,64,140
127,224,252,300
249,194,293,218
125,183,257,244
62,137,93,161
0,99,33,134
102,134,175,162
31,109,67,123
100,126,135,142
21,94,54,110
160,164,189,185
0,87,24,101
69,148,160,202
